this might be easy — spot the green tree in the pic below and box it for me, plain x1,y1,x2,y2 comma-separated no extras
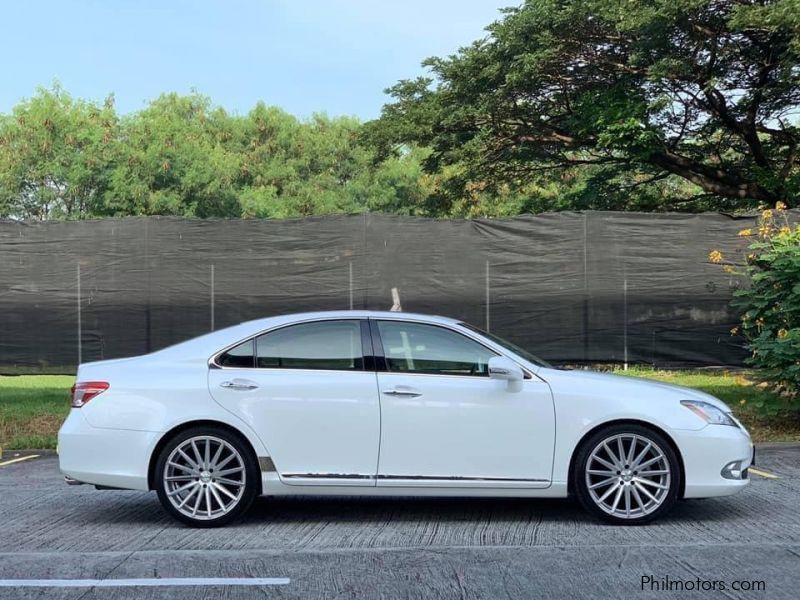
0,85,117,219
370,0,800,211
105,92,241,217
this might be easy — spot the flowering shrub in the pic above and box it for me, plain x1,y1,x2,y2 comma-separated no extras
710,203,800,410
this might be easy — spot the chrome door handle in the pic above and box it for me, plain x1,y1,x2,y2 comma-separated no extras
220,380,259,390
382,388,422,397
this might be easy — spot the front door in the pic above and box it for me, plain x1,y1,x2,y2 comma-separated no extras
208,319,380,486
372,319,555,488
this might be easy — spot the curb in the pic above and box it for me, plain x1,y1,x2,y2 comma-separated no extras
0,449,57,458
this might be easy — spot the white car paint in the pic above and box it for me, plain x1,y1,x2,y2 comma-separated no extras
58,310,752,504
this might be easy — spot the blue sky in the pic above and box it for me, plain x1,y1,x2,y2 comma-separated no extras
0,0,513,120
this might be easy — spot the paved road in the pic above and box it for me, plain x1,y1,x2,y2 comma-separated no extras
0,446,798,599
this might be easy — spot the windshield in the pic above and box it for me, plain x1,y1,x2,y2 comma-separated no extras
459,323,552,368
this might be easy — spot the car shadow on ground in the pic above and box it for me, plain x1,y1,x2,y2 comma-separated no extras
70,487,756,528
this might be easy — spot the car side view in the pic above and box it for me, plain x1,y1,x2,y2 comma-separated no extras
58,311,753,527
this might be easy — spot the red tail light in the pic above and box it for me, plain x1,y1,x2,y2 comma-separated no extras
70,381,110,408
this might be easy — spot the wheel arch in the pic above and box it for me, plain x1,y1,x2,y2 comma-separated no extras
147,420,263,494
566,418,686,499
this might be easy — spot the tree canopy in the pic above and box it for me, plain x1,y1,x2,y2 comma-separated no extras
2,1,799,221
370,0,800,212
0,86,428,220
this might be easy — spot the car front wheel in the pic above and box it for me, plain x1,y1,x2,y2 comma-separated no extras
155,426,258,527
573,424,681,524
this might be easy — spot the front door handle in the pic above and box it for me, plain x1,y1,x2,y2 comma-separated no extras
220,379,259,391
382,387,422,398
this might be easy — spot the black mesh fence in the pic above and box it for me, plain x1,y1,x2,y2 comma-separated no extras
1,211,786,373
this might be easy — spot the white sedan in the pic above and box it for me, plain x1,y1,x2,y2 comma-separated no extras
58,311,753,527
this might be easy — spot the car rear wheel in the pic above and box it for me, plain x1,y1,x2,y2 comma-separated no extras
155,426,258,527
572,423,681,525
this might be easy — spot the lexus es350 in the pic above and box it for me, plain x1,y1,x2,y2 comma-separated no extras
58,311,753,527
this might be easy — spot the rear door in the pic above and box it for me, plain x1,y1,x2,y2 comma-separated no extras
208,319,380,486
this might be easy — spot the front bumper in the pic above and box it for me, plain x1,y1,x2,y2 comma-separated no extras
58,409,158,491
673,424,753,498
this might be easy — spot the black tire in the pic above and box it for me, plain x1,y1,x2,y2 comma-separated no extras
154,425,259,527
572,423,682,525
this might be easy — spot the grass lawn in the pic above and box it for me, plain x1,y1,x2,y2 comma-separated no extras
613,367,800,443
0,375,73,450
1,370,798,450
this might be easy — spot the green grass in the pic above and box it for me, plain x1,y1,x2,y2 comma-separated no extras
1,371,798,450
612,367,800,442
0,375,73,450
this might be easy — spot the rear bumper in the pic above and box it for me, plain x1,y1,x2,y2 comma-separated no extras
673,424,753,498
58,409,158,491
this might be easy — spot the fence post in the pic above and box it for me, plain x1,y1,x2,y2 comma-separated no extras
210,264,215,331
349,261,354,310
485,260,490,332
623,274,628,371
583,213,589,362
77,262,82,366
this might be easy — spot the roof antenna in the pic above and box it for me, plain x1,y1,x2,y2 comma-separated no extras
390,287,402,312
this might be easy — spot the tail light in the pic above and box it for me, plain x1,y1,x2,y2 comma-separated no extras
70,381,110,408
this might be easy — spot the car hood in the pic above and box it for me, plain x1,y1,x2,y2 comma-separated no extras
537,368,732,412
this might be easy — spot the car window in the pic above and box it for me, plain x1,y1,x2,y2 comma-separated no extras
376,321,497,376
255,320,364,370
217,339,255,368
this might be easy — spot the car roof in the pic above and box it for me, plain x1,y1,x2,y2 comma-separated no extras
149,310,463,361
240,310,460,329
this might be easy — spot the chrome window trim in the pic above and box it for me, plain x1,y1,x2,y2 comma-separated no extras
209,316,367,371
209,314,537,380
372,318,536,380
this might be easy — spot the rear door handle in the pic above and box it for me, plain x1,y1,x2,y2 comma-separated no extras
382,387,422,398
220,379,259,391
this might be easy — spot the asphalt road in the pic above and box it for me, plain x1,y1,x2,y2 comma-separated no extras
0,446,798,599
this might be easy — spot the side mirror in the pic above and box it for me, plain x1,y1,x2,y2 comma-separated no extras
488,356,524,391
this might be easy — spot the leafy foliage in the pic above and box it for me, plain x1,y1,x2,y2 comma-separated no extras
369,0,800,211
0,87,428,220
713,204,800,408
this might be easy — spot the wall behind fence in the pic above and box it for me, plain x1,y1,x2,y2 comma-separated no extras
0,211,777,373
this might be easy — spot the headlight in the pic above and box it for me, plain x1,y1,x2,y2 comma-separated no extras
680,400,737,426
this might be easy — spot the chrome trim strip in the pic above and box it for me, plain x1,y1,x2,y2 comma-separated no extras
377,475,549,483
279,473,548,483
282,473,374,480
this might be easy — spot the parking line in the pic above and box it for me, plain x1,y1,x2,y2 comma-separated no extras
0,455,39,467
749,467,780,479
0,577,290,588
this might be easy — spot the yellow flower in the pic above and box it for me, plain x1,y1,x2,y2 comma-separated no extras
778,329,788,339
708,250,723,263
762,209,773,219
775,201,787,212
779,226,791,235
756,318,765,328
730,326,739,335
723,265,734,273
739,399,747,406
758,224,772,237
738,228,753,236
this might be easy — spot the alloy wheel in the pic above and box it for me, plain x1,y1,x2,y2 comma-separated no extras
163,435,246,521
584,433,671,520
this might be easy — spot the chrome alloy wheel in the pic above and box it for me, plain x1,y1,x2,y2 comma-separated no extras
163,435,246,521
584,433,671,520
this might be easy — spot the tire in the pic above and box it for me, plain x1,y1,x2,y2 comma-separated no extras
572,423,681,525
154,426,259,527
